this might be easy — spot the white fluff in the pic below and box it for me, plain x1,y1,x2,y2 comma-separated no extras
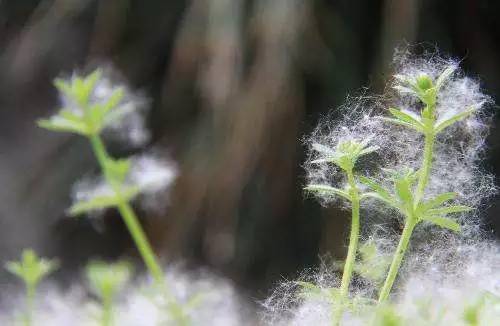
58,68,150,147
71,154,177,215
268,50,499,325
1,269,247,325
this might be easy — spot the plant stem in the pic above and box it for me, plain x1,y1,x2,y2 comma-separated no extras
378,217,416,302
333,169,360,325
378,103,437,301
339,196,360,297
101,293,113,326
88,135,189,325
89,135,164,285
24,283,35,326
414,131,435,205
117,202,165,284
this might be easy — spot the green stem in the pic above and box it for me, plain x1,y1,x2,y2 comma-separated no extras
89,135,189,325
378,99,437,302
24,283,35,326
378,217,416,302
89,135,164,284
116,202,164,285
101,294,113,326
339,196,359,297
414,131,435,205
333,169,360,325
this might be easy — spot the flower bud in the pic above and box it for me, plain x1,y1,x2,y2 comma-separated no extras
416,74,433,91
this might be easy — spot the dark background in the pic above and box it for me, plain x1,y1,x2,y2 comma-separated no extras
0,0,499,298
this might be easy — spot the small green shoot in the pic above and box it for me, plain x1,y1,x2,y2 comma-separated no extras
462,292,500,326
6,249,58,326
370,303,403,326
296,281,376,322
306,139,378,325
38,70,189,325
86,261,132,326
371,65,476,302
354,240,391,285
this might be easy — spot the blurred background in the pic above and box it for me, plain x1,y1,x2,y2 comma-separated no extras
0,0,499,299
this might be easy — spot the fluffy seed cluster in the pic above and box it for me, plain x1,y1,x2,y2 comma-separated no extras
262,264,340,326
72,154,177,214
1,269,247,326
263,247,500,325
306,51,495,222
352,242,500,325
268,50,499,324
390,53,495,211
303,96,385,207
59,68,150,147
118,270,246,326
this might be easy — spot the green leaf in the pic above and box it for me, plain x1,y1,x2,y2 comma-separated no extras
372,169,419,212
84,69,102,91
59,109,83,122
388,108,425,132
68,187,140,216
335,156,353,171
359,176,394,204
37,117,90,136
355,241,391,283
101,100,135,126
78,69,102,107
380,117,424,132
86,260,132,300
394,177,413,205
69,194,121,216
427,205,474,216
419,88,438,106
53,78,72,97
421,215,461,232
418,192,456,213
5,249,58,287
72,77,89,105
5,261,23,279
88,88,126,133
362,192,397,208
425,192,457,207
372,304,404,326
359,145,379,156
101,88,124,116
311,140,377,172
435,65,456,91
304,184,351,201
434,107,476,134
